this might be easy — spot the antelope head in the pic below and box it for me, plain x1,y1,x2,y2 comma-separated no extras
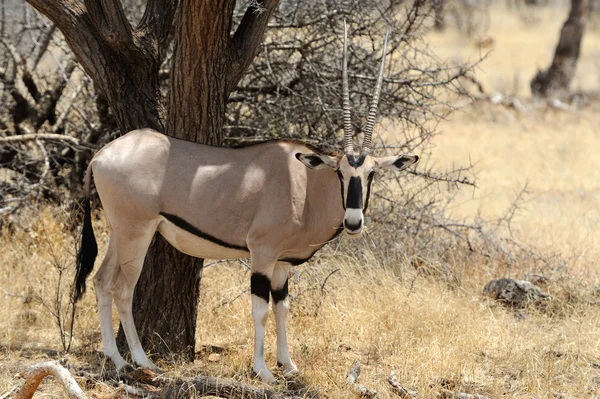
296,22,419,235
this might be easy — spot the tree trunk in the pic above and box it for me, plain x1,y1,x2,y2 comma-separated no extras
530,0,589,97
119,0,237,360
25,0,278,362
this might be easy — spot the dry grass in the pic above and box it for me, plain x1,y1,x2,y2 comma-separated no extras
3,3,600,398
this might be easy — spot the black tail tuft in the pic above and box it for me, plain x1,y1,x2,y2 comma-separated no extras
73,196,98,303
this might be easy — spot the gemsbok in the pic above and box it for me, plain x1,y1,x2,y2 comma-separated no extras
73,23,418,382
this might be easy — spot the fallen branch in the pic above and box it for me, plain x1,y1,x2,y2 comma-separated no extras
16,360,86,399
0,133,99,150
345,362,381,399
160,375,303,398
387,372,417,398
438,389,491,399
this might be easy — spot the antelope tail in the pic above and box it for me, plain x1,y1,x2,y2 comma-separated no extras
73,164,98,303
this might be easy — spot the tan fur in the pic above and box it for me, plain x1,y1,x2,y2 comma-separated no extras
91,128,344,269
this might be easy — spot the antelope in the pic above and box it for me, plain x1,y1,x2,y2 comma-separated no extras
73,23,418,383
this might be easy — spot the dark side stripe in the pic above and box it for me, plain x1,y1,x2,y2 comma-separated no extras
346,176,363,209
279,224,344,266
160,212,249,251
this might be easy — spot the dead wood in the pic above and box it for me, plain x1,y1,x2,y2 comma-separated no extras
388,372,417,398
438,389,491,399
159,375,305,399
16,360,86,399
345,362,381,399
0,133,99,150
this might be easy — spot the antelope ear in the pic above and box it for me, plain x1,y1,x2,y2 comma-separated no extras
374,154,419,171
295,153,338,170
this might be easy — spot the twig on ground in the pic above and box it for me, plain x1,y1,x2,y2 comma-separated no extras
345,362,381,399
438,389,491,399
0,386,19,399
387,371,417,398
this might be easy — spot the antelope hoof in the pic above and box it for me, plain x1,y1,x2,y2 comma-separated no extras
277,361,299,376
135,359,159,372
116,362,135,375
253,366,277,384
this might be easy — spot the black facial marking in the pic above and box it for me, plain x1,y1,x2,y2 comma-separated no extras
271,279,289,303
347,154,366,168
363,171,375,213
251,273,271,303
336,170,346,210
346,176,363,209
160,212,249,251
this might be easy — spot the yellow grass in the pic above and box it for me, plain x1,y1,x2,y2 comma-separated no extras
3,3,600,398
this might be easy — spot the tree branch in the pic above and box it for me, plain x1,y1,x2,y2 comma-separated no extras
24,0,82,32
0,133,99,150
228,0,279,91
137,0,179,48
83,0,133,48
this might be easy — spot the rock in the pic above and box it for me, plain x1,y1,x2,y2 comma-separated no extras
483,278,548,307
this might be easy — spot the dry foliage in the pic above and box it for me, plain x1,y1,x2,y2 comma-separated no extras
3,1,600,399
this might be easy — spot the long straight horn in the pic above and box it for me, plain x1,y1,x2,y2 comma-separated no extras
362,30,390,154
342,20,354,155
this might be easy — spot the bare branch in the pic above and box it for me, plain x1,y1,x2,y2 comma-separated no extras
0,133,99,150
228,0,279,91
137,0,178,48
83,0,133,48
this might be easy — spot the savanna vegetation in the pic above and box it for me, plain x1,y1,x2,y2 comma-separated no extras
2,0,600,398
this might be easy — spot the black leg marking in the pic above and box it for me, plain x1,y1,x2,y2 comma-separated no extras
251,273,271,303
271,279,289,304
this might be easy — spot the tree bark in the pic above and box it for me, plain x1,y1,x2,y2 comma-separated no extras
530,0,589,97
25,0,278,362
124,0,278,361
122,0,237,360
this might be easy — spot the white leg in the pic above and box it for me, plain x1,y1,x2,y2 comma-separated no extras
271,263,297,375
250,254,276,383
113,284,157,370
93,234,129,370
111,224,158,370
